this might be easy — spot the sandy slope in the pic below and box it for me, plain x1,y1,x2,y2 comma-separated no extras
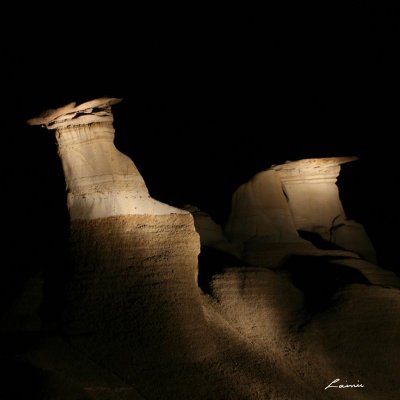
2,240,399,399
208,263,400,400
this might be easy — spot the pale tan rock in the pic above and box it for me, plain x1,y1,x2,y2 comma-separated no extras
272,157,356,231
224,167,349,268
225,169,301,250
273,157,376,262
28,98,186,220
27,97,122,129
225,157,376,265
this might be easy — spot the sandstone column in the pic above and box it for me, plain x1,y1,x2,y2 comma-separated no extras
273,157,376,262
28,97,184,220
28,98,216,397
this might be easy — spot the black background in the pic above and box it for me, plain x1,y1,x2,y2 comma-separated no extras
4,6,400,309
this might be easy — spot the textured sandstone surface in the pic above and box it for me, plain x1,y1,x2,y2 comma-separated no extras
272,157,356,231
225,169,300,246
28,98,185,220
65,215,227,399
224,157,377,266
273,157,377,262
208,266,400,400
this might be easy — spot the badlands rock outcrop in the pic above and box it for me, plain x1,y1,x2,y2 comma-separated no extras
28,98,220,398
273,157,377,262
28,98,183,220
225,157,377,266
20,98,400,400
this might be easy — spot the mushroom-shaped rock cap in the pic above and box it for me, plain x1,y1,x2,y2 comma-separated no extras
271,157,358,181
271,156,358,171
27,97,122,129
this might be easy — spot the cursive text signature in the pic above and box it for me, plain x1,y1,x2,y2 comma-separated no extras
325,378,364,390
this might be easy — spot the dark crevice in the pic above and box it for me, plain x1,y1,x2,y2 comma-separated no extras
297,230,346,251
277,255,371,315
197,246,243,295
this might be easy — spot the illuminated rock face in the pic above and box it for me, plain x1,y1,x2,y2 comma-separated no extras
225,157,376,264
272,157,355,233
225,170,301,247
224,169,313,267
273,157,376,262
28,98,185,220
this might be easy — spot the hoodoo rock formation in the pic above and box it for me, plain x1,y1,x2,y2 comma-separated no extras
273,157,377,262
28,98,183,220
19,98,400,400
27,98,221,398
224,157,377,266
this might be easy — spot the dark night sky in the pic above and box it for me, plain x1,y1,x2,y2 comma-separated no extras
4,6,400,296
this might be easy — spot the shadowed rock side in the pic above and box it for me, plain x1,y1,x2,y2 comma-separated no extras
183,204,241,258
208,263,400,400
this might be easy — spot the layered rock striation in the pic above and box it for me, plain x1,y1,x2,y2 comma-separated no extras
28,98,183,220
273,157,376,262
225,157,377,266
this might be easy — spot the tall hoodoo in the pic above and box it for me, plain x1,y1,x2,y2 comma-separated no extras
28,99,217,398
225,157,376,264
